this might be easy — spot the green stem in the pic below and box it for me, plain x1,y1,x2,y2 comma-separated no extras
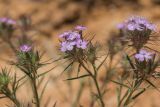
80,61,105,107
101,57,113,89
3,88,20,107
31,78,40,107
92,64,105,107
121,79,143,107
93,76,105,107
123,89,134,106
118,89,128,107
12,96,21,107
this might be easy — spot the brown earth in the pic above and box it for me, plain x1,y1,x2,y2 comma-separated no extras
0,0,160,107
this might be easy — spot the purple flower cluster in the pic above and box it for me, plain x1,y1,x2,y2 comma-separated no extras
20,44,32,52
135,50,153,62
0,18,16,25
117,16,157,51
118,16,156,32
59,30,87,52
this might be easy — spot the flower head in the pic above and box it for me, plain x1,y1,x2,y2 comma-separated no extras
67,32,80,40
117,16,156,51
60,41,76,52
124,16,156,31
59,31,80,40
59,31,71,38
59,30,88,52
135,50,153,62
76,39,87,49
0,18,16,25
20,44,32,52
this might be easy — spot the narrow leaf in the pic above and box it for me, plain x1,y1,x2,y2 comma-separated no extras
60,61,74,75
40,79,50,101
65,74,90,81
97,54,109,70
132,88,146,100
126,54,135,69
145,79,160,92
110,79,130,88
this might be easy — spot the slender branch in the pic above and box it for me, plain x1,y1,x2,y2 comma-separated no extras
30,78,40,107
79,60,105,107
2,88,20,107
93,77,105,107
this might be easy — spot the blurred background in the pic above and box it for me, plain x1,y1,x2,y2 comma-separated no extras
0,0,160,107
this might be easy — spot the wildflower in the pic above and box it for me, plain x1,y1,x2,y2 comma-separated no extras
75,25,87,31
127,22,138,31
59,31,80,40
60,41,76,52
59,30,88,52
117,16,156,51
0,18,16,25
135,50,153,62
59,31,71,38
67,32,80,40
20,44,31,52
0,18,16,40
125,16,156,31
76,39,87,49
119,16,156,32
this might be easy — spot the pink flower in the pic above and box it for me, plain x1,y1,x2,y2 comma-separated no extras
135,50,153,61
0,18,16,25
76,40,87,49
20,44,32,52
60,41,76,52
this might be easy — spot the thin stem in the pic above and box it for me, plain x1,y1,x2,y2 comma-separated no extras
12,96,21,107
3,88,20,107
79,60,105,107
31,78,40,107
8,95,20,107
101,57,113,89
117,85,122,107
80,61,93,76
92,63,105,107
93,76,105,107
119,79,143,107
123,89,134,106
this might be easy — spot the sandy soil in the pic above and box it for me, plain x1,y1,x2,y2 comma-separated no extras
0,0,160,107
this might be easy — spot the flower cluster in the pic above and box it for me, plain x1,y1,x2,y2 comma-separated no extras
135,50,153,62
59,27,87,52
118,16,156,31
117,16,156,51
0,18,16,25
129,49,159,78
20,44,32,52
0,18,16,40
15,45,42,76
